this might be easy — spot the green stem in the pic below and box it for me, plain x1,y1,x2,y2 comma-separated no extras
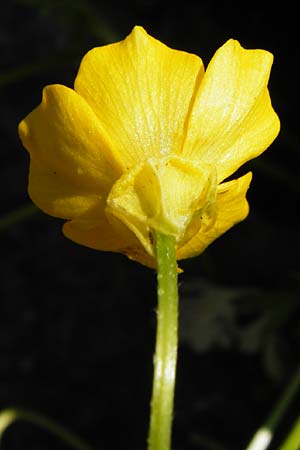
277,417,300,450
245,367,300,450
148,232,179,450
0,408,94,450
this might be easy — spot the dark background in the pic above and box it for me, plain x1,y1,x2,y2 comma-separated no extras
1,1,300,449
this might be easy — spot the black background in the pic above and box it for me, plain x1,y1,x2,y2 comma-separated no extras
1,1,300,449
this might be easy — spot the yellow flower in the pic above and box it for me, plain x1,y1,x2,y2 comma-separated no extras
18,26,280,268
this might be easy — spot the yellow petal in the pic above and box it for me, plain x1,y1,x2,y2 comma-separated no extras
63,215,133,251
74,26,204,168
63,207,156,268
18,84,121,198
106,155,217,256
182,39,280,182
28,158,104,219
177,172,252,259
63,211,157,268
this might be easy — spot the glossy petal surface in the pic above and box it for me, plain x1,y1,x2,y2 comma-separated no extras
27,158,104,219
182,39,280,182
75,26,204,169
19,85,122,217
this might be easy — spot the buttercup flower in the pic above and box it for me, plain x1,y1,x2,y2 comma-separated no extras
19,26,280,268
